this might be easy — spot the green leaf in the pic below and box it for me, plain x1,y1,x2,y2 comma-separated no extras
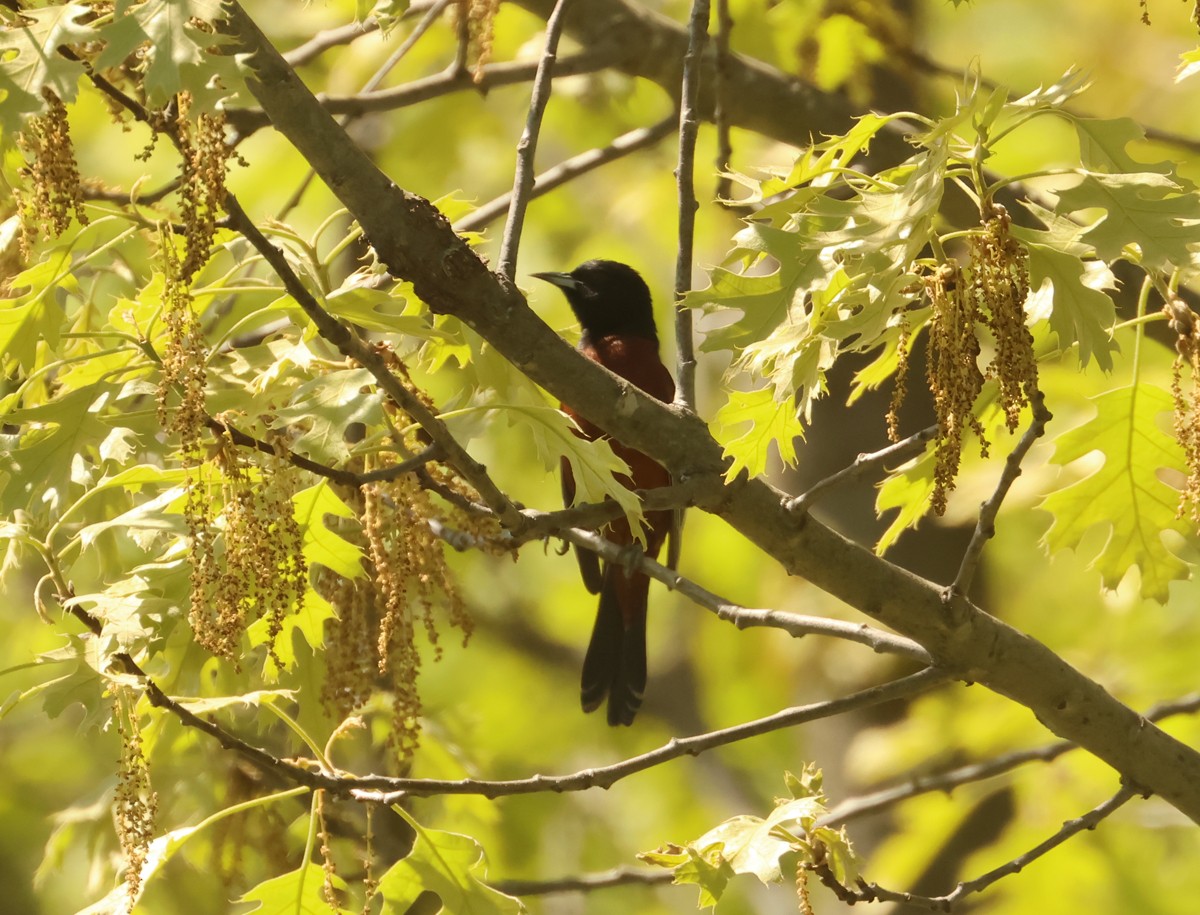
811,826,858,885
1008,67,1091,110
39,646,108,731
694,814,794,888
1041,385,1192,601
1053,171,1200,270
1072,117,1176,178
65,574,171,654
712,387,803,482
78,484,189,550
96,0,235,107
324,284,445,337
377,814,524,914
1176,48,1200,83
504,402,645,535
175,689,298,714
783,763,826,802
0,3,92,131
270,368,384,464
1020,239,1118,371
875,448,936,554
247,586,336,675
0,385,115,514
239,862,351,914
292,482,365,580
656,845,734,908
0,251,72,370
687,228,826,353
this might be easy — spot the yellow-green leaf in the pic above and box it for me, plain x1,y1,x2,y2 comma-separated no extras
1041,385,1191,600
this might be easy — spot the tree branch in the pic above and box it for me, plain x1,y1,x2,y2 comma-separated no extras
201,412,445,487
552,524,932,663
672,0,707,412
822,691,1200,827
226,52,616,137
454,115,676,233
219,195,523,527
349,668,948,801
497,0,571,278
949,392,1052,597
218,0,1200,822
787,424,938,513
819,785,1140,911
494,866,673,896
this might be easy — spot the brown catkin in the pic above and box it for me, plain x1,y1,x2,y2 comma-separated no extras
972,208,1038,433
1167,296,1200,522
114,692,157,908
926,261,986,515
15,89,89,254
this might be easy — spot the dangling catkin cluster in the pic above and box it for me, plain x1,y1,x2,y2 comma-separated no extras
1166,296,1200,521
155,230,208,456
154,229,219,648
15,89,89,254
886,311,912,443
795,858,814,915
190,438,308,665
896,209,1038,515
316,790,339,909
114,691,157,907
971,207,1037,432
175,93,234,281
455,0,500,82
925,260,987,514
361,470,471,758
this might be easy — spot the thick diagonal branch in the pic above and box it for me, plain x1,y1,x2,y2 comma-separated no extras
219,0,1200,823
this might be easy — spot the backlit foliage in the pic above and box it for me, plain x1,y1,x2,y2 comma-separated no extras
2,2,1200,913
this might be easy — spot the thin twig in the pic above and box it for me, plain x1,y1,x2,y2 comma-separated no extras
497,0,572,278
788,425,938,513
84,178,182,206
514,478,705,535
712,0,733,203
226,53,615,138
283,19,381,67
559,525,931,661
900,46,1200,157
207,416,441,487
819,784,1139,911
362,0,453,94
277,0,453,218
351,668,949,801
59,594,334,792
822,691,1200,827
949,392,1052,597
494,866,674,896
455,115,676,233
420,509,931,662
672,0,709,413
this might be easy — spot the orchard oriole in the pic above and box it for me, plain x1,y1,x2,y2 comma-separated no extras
533,260,675,726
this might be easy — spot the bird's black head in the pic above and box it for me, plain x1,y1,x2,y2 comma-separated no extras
532,260,659,344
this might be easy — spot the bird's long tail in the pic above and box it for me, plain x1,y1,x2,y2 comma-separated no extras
580,564,648,726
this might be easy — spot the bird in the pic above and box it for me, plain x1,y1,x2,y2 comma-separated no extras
532,260,676,726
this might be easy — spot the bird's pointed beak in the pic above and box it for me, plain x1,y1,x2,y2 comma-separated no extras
531,271,579,291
